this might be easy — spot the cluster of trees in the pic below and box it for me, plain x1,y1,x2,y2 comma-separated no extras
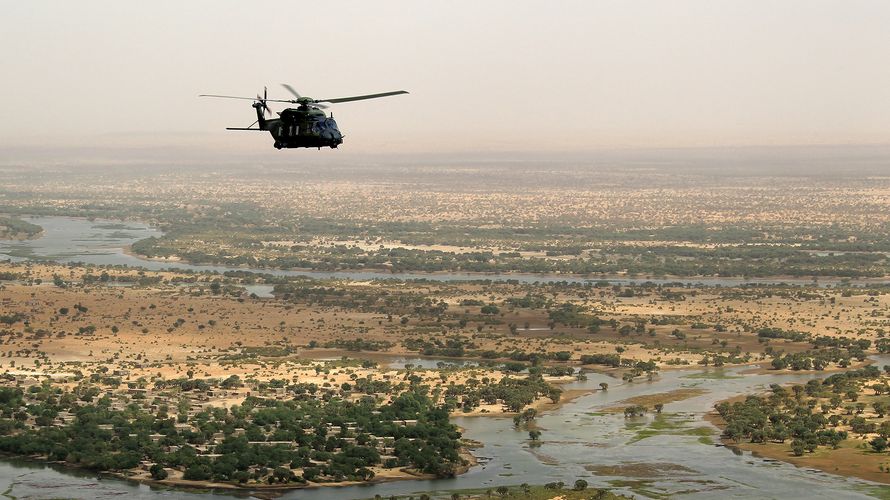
547,303,600,328
757,328,809,342
580,354,621,368
715,366,883,456
323,338,394,352
81,272,162,286
770,346,867,371
132,231,890,277
0,382,465,485
621,360,659,382
401,337,601,369
0,313,26,325
403,337,475,358
442,374,562,413
0,216,42,239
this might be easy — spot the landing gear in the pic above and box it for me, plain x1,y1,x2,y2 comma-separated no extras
274,142,284,150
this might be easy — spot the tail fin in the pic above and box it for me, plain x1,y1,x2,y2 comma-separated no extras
253,102,267,130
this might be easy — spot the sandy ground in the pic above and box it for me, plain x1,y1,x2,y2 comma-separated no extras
3,261,889,489
3,261,887,381
601,388,708,414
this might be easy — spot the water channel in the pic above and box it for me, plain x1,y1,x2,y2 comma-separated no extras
3,215,886,288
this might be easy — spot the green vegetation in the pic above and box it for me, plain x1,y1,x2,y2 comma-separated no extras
715,366,885,455
115,201,890,278
0,382,466,485
444,374,562,413
0,216,42,239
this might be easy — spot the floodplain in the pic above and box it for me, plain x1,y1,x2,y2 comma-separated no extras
1,151,889,498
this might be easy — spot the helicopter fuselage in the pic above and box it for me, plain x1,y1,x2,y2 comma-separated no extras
206,86,407,150
262,105,343,149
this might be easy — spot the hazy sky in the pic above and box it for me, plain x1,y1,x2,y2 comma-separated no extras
2,0,889,154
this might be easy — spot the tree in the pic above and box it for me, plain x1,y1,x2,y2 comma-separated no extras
528,430,542,441
495,486,509,497
547,387,562,403
624,405,646,417
599,382,608,391
183,464,212,481
481,304,500,315
273,466,294,483
302,467,320,481
149,464,168,480
871,436,889,453
574,479,589,490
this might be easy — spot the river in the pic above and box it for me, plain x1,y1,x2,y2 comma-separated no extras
1,216,889,498
2,215,885,287
1,361,887,499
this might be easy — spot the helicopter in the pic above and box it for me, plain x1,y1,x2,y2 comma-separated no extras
200,84,408,150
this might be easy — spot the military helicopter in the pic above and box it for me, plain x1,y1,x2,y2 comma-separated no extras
200,84,408,150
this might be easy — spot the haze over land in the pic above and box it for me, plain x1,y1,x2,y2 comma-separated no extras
2,0,890,155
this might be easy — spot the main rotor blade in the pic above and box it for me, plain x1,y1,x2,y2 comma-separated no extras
200,94,297,104
315,90,409,104
200,94,258,101
281,83,301,99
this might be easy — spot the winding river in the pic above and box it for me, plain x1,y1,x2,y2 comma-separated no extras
1,216,889,498
2,215,884,287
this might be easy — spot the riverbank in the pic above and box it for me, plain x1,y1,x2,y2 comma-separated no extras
706,398,890,485
110,464,445,499
738,358,874,376
122,244,183,263
117,237,890,287
3,441,478,499
0,215,43,241
124,240,890,285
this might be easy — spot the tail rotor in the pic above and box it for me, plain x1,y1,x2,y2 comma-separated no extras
255,86,273,117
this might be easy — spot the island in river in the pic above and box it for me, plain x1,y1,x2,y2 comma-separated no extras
710,364,890,485
0,216,42,240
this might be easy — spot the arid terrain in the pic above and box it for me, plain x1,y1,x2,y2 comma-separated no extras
1,155,890,497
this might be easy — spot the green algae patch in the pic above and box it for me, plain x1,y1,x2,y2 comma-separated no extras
857,484,890,499
627,413,716,444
